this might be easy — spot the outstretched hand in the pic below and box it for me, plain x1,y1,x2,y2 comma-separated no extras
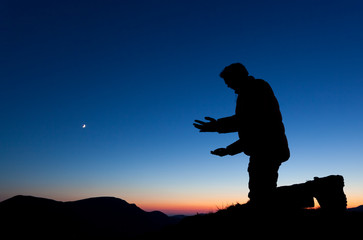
193,117,217,132
211,148,229,157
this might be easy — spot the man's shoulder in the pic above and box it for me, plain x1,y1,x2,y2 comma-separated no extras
253,79,273,92
254,78,269,86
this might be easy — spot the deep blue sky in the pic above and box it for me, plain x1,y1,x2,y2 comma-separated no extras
1,0,363,214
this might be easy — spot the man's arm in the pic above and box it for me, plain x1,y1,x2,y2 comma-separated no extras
193,115,239,133
226,139,244,155
211,139,244,156
215,115,239,133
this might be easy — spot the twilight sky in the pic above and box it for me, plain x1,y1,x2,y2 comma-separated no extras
1,0,363,215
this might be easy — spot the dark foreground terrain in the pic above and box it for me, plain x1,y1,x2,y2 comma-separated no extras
1,195,362,239
142,203,363,239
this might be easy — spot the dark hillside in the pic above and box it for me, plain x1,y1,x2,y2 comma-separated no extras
0,195,178,239
143,203,363,239
2,195,362,239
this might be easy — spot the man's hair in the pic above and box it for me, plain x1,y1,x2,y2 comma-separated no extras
219,63,249,79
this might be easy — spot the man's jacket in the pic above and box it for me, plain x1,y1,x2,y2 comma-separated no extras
216,78,290,162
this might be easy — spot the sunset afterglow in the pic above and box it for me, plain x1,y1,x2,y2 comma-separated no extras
1,1,363,215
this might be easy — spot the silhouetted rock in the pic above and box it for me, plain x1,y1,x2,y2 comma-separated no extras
0,195,180,239
275,175,347,211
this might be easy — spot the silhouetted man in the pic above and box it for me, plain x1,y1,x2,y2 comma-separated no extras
193,63,290,205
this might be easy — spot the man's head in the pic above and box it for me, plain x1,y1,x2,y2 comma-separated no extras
220,63,250,92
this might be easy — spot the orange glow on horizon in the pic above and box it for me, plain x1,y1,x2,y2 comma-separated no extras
17,189,362,215
138,195,363,215
139,202,219,215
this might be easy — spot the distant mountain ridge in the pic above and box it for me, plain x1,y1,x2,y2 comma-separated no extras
0,195,181,239
348,204,363,212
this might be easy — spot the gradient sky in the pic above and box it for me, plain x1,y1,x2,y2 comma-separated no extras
1,0,363,215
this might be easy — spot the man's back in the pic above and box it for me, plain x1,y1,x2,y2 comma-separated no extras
236,78,289,161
